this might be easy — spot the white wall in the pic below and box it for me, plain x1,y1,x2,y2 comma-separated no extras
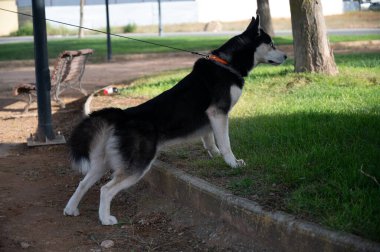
45,0,343,29
197,0,257,22
269,0,343,18
46,1,198,29
321,0,344,16
0,0,18,35
197,0,343,21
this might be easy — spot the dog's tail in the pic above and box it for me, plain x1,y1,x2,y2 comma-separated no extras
69,119,112,175
71,157,92,175
83,93,94,117
69,108,124,175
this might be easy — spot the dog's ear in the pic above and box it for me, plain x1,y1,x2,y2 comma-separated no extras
245,14,261,36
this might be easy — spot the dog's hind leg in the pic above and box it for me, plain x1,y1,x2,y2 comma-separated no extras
98,171,143,225
201,132,221,158
98,159,155,225
63,158,106,216
98,136,156,225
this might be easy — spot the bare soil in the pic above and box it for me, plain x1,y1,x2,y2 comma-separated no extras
0,143,257,251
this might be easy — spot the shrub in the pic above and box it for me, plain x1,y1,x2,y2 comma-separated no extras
123,23,137,33
46,23,73,36
10,21,76,36
10,21,34,36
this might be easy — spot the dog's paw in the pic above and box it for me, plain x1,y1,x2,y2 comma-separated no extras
63,207,80,216
100,215,118,225
236,159,246,167
228,159,246,168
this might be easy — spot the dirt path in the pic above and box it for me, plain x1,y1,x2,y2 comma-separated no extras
0,145,259,251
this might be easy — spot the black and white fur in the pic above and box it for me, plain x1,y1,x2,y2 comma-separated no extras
64,15,287,225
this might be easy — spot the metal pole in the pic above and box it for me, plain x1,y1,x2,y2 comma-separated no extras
158,0,162,37
79,0,85,38
31,0,55,141
105,0,112,61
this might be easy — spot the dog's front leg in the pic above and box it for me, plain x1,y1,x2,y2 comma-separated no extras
201,132,221,158
207,110,245,168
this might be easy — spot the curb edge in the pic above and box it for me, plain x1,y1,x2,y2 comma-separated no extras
145,160,380,252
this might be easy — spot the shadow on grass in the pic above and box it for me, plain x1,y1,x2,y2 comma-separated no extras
228,111,380,241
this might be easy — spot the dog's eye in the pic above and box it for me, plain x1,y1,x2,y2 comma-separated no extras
269,42,275,49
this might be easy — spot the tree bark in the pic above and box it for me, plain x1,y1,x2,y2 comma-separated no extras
289,0,338,75
78,0,85,38
257,0,274,36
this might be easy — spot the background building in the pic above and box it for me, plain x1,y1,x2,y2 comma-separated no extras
14,0,344,31
0,0,18,35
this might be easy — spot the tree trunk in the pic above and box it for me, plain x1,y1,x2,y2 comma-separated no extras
257,0,274,36
289,0,338,75
78,0,85,38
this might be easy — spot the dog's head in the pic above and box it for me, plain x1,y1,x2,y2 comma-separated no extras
211,14,287,77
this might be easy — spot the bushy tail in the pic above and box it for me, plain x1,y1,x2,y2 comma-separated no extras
83,93,94,117
71,158,91,175
69,116,109,175
70,108,123,175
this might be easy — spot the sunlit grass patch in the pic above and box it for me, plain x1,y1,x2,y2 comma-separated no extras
0,34,379,62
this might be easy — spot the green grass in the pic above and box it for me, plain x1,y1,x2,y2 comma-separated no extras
227,177,255,196
0,36,231,62
329,34,380,43
0,34,379,62
118,52,380,242
10,21,75,37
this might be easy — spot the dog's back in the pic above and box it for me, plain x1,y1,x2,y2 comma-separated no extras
70,57,243,167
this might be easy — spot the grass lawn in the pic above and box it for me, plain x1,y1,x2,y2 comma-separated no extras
0,34,379,62
118,52,380,242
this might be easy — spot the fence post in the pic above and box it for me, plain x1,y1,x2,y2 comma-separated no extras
158,0,162,37
105,0,112,61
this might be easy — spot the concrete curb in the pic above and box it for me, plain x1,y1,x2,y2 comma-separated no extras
145,160,380,252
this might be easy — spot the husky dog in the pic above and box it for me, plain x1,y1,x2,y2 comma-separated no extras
64,15,287,225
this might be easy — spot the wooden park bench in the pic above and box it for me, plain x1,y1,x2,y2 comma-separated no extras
13,49,94,113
